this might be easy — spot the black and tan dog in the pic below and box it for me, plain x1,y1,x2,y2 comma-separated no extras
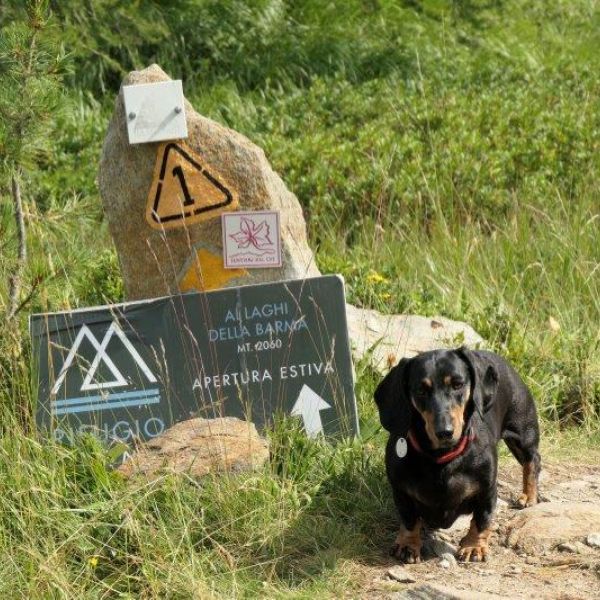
375,347,540,563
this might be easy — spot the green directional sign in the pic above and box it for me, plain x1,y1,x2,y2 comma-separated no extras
31,275,358,455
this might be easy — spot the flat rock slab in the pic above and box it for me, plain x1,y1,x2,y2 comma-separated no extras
346,304,485,373
399,584,510,600
99,64,319,300
387,565,417,583
118,417,269,479
505,501,600,554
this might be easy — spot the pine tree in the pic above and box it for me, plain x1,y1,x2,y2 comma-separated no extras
0,0,66,319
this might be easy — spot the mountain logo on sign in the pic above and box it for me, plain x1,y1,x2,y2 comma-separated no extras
146,142,238,230
49,321,160,416
51,321,157,395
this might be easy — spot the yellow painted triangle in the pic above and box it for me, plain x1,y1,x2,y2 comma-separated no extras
146,141,239,230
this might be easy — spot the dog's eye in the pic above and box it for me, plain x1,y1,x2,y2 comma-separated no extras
451,380,464,390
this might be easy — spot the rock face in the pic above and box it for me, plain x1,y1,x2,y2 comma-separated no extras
345,304,485,373
505,501,600,553
99,64,319,300
118,417,270,479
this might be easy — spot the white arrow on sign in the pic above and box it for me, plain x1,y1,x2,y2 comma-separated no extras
290,384,331,438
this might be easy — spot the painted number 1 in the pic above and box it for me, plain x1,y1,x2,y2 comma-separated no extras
172,165,195,207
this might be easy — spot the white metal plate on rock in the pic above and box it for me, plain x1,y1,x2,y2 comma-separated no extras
123,80,188,144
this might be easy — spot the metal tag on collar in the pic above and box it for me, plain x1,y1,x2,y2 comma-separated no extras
396,437,408,458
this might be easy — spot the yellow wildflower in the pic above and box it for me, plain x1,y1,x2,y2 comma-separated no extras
367,271,388,284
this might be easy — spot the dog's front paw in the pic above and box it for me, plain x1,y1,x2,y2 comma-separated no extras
390,543,421,564
457,542,488,562
390,522,422,563
458,519,491,562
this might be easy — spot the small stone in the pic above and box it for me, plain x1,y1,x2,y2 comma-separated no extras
585,533,600,548
422,531,458,557
387,565,417,584
557,541,590,554
508,565,522,575
439,552,458,569
525,556,537,565
446,514,473,535
558,542,580,553
548,316,561,332
497,497,509,511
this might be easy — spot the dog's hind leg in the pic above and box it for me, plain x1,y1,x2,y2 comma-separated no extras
517,457,540,508
503,429,541,508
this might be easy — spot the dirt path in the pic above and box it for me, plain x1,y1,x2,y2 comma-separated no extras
351,460,600,600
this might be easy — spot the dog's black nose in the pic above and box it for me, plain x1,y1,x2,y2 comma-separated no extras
436,428,454,440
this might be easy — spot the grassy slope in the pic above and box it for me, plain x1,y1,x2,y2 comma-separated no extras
0,0,599,597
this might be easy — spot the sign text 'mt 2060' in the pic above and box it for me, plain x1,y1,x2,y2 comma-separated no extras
31,275,358,450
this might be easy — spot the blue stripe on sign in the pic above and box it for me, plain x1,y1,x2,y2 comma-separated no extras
51,388,160,409
53,395,160,416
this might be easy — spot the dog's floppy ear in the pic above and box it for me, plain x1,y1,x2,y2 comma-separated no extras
456,347,498,413
374,357,412,434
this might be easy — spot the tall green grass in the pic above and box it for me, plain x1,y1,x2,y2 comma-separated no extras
0,405,393,598
0,0,599,596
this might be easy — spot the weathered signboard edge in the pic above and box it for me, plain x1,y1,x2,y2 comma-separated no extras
30,274,343,322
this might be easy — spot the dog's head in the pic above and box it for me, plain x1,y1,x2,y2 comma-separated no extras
374,347,498,449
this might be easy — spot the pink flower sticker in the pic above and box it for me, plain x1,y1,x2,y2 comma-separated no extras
230,217,275,252
222,211,282,269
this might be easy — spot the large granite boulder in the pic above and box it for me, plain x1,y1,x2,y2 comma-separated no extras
99,64,319,300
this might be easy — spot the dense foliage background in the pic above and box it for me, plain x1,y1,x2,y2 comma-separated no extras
0,1,598,597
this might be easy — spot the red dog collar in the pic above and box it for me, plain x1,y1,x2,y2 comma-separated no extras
407,428,475,465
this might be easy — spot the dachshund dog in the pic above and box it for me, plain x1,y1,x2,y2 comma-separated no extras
375,347,541,563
